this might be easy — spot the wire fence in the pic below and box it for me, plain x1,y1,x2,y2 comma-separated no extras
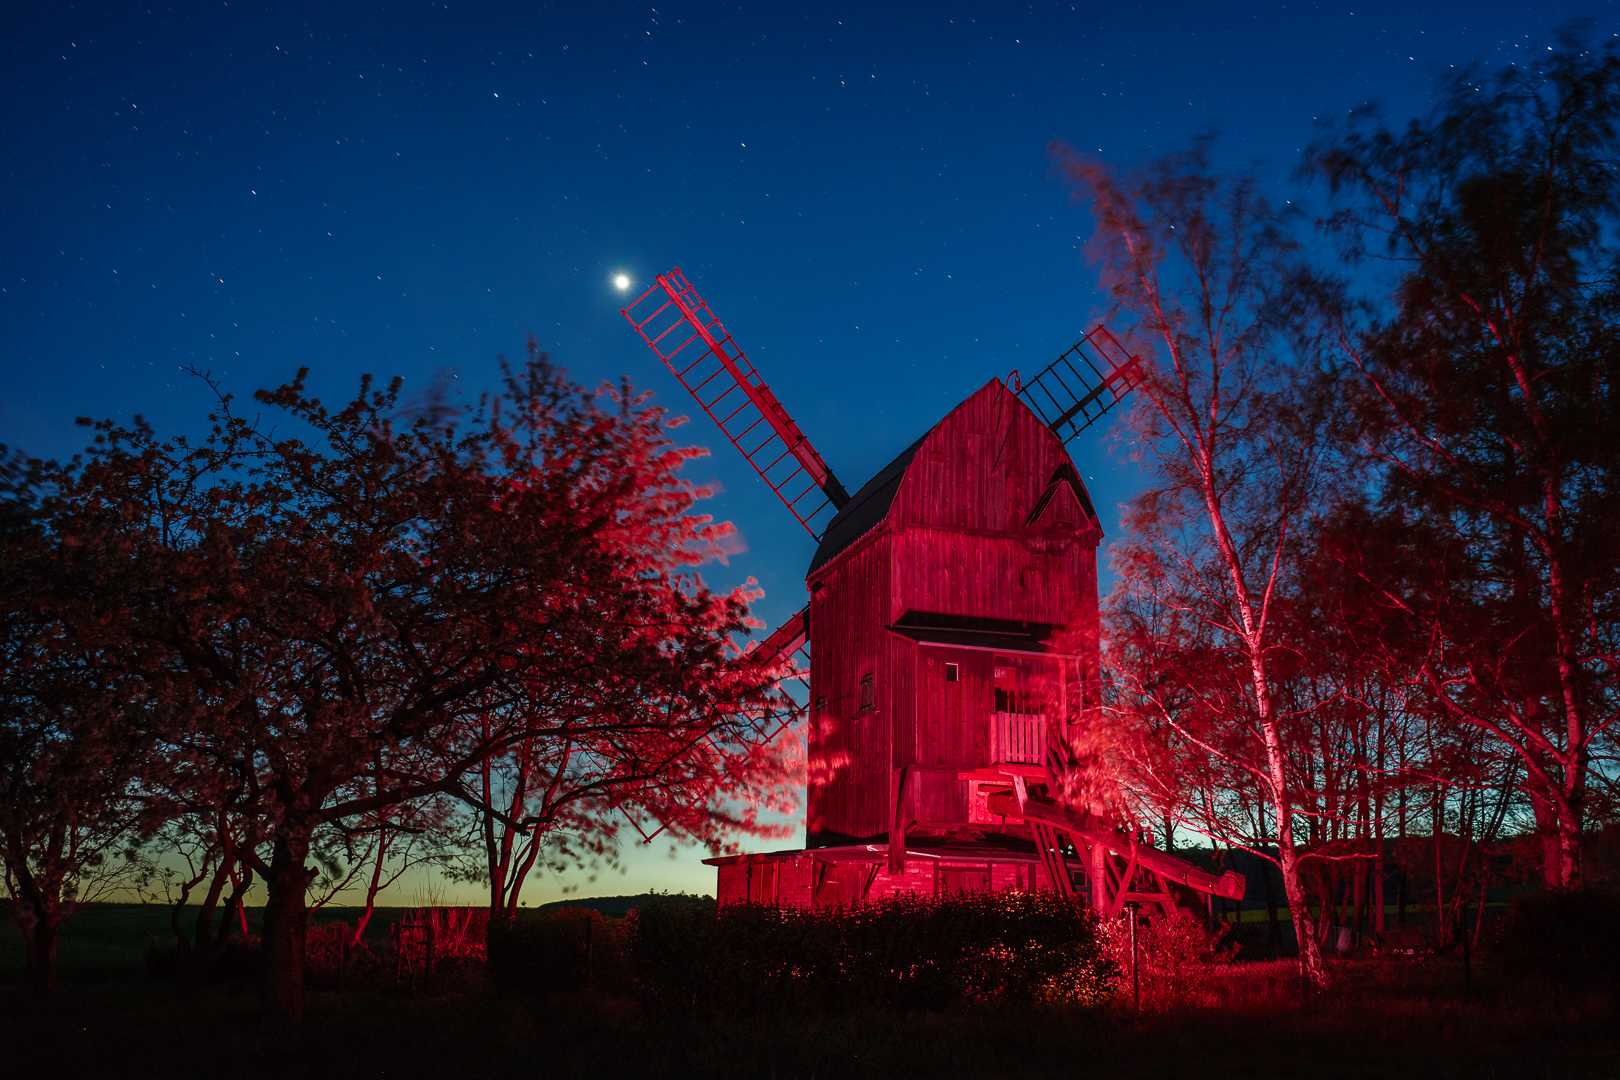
1211,907,1503,961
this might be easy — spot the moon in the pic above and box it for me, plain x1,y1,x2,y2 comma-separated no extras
613,273,631,291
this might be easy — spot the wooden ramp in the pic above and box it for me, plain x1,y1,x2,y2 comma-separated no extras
990,791,1245,918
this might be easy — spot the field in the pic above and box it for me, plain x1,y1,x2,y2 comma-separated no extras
2,905,1616,1080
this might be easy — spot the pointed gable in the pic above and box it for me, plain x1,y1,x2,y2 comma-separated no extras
1025,465,1100,540
1027,478,1087,530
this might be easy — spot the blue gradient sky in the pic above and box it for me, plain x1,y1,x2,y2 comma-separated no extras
3,1,1602,904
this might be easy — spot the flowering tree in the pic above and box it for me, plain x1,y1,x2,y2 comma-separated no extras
0,450,155,994
58,349,799,1022
448,628,803,918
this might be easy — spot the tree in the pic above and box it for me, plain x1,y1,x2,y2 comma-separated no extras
1054,140,1337,986
451,644,803,919
0,449,154,994
144,808,262,979
62,351,799,1022
312,783,457,948
1303,25,1620,887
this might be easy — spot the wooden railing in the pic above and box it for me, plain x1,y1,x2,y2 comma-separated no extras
991,712,1046,765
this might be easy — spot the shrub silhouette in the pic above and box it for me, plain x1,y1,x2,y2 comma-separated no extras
1493,887,1620,989
621,890,1117,1016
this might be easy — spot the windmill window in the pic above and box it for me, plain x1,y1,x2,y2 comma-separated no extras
945,663,959,683
859,674,875,714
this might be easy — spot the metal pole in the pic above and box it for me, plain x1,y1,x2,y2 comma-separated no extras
1130,904,1140,1012
1461,896,1471,993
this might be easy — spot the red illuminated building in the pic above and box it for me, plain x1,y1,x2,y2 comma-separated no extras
625,270,1243,917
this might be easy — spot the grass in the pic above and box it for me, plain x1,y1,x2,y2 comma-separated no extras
2,905,1616,1079
0,903,436,984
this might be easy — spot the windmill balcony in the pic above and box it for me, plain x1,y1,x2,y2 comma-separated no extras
991,712,1046,766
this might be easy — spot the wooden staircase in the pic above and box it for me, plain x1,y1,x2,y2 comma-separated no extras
988,783,1245,918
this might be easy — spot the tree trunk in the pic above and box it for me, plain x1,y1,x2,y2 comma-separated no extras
228,863,255,938
189,851,234,980
24,912,61,995
1373,836,1386,934
1433,794,1448,949
7,862,64,995
1256,695,1328,984
1275,838,1327,985
259,823,316,1024
1262,856,1281,948
1555,809,1583,889
352,832,392,948
504,829,546,919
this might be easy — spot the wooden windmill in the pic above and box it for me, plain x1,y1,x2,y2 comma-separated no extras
622,269,1243,918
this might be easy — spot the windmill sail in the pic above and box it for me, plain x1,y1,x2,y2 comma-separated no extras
623,269,850,539
1017,325,1144,444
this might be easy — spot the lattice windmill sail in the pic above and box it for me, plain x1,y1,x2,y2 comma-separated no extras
621,270,821,736
623,269,850,540
1017,325,1144,444
624,267,1244,919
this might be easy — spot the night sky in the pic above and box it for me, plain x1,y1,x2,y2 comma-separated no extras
3,1,1603,903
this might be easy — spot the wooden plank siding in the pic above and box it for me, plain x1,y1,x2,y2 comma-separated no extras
715,854,1055,907
891,530,1087,626
888,380,1093,551
805,379,1103,849
915,645,992,769
806,530,893,843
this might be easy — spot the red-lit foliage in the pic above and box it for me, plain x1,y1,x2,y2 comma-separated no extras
1053,141,1339,987
1102,910,1236,1011
601,891,1118,1016
27,349,798,1021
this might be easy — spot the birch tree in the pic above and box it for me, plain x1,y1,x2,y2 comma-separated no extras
1303,26,1620,886
1056,141,1337,986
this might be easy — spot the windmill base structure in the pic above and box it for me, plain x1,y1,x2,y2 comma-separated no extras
623,270,1243,918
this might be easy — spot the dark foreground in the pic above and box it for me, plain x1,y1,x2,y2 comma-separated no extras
5,962,1617,1079
2,908,1616,1080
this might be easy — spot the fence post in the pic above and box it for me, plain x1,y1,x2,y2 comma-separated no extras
427,910,437,988
1130,904,1140,1012
1461,899,1471,993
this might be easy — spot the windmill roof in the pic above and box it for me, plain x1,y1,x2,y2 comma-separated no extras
806,433,925,576
884,624,1074,657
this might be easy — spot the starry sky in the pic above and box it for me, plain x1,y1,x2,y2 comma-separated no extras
3,1,1605,904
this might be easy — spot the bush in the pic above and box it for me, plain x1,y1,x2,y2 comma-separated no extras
1493,886,1620,989
487,905,634,997
625,890,1118,1017
145,932,261,983
628,895,833,1015
303,922,396,990
1102,909,1235,1010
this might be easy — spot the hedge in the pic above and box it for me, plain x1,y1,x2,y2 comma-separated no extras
489,890,1118,1016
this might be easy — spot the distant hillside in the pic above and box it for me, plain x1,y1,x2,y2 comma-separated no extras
534,893,712,917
